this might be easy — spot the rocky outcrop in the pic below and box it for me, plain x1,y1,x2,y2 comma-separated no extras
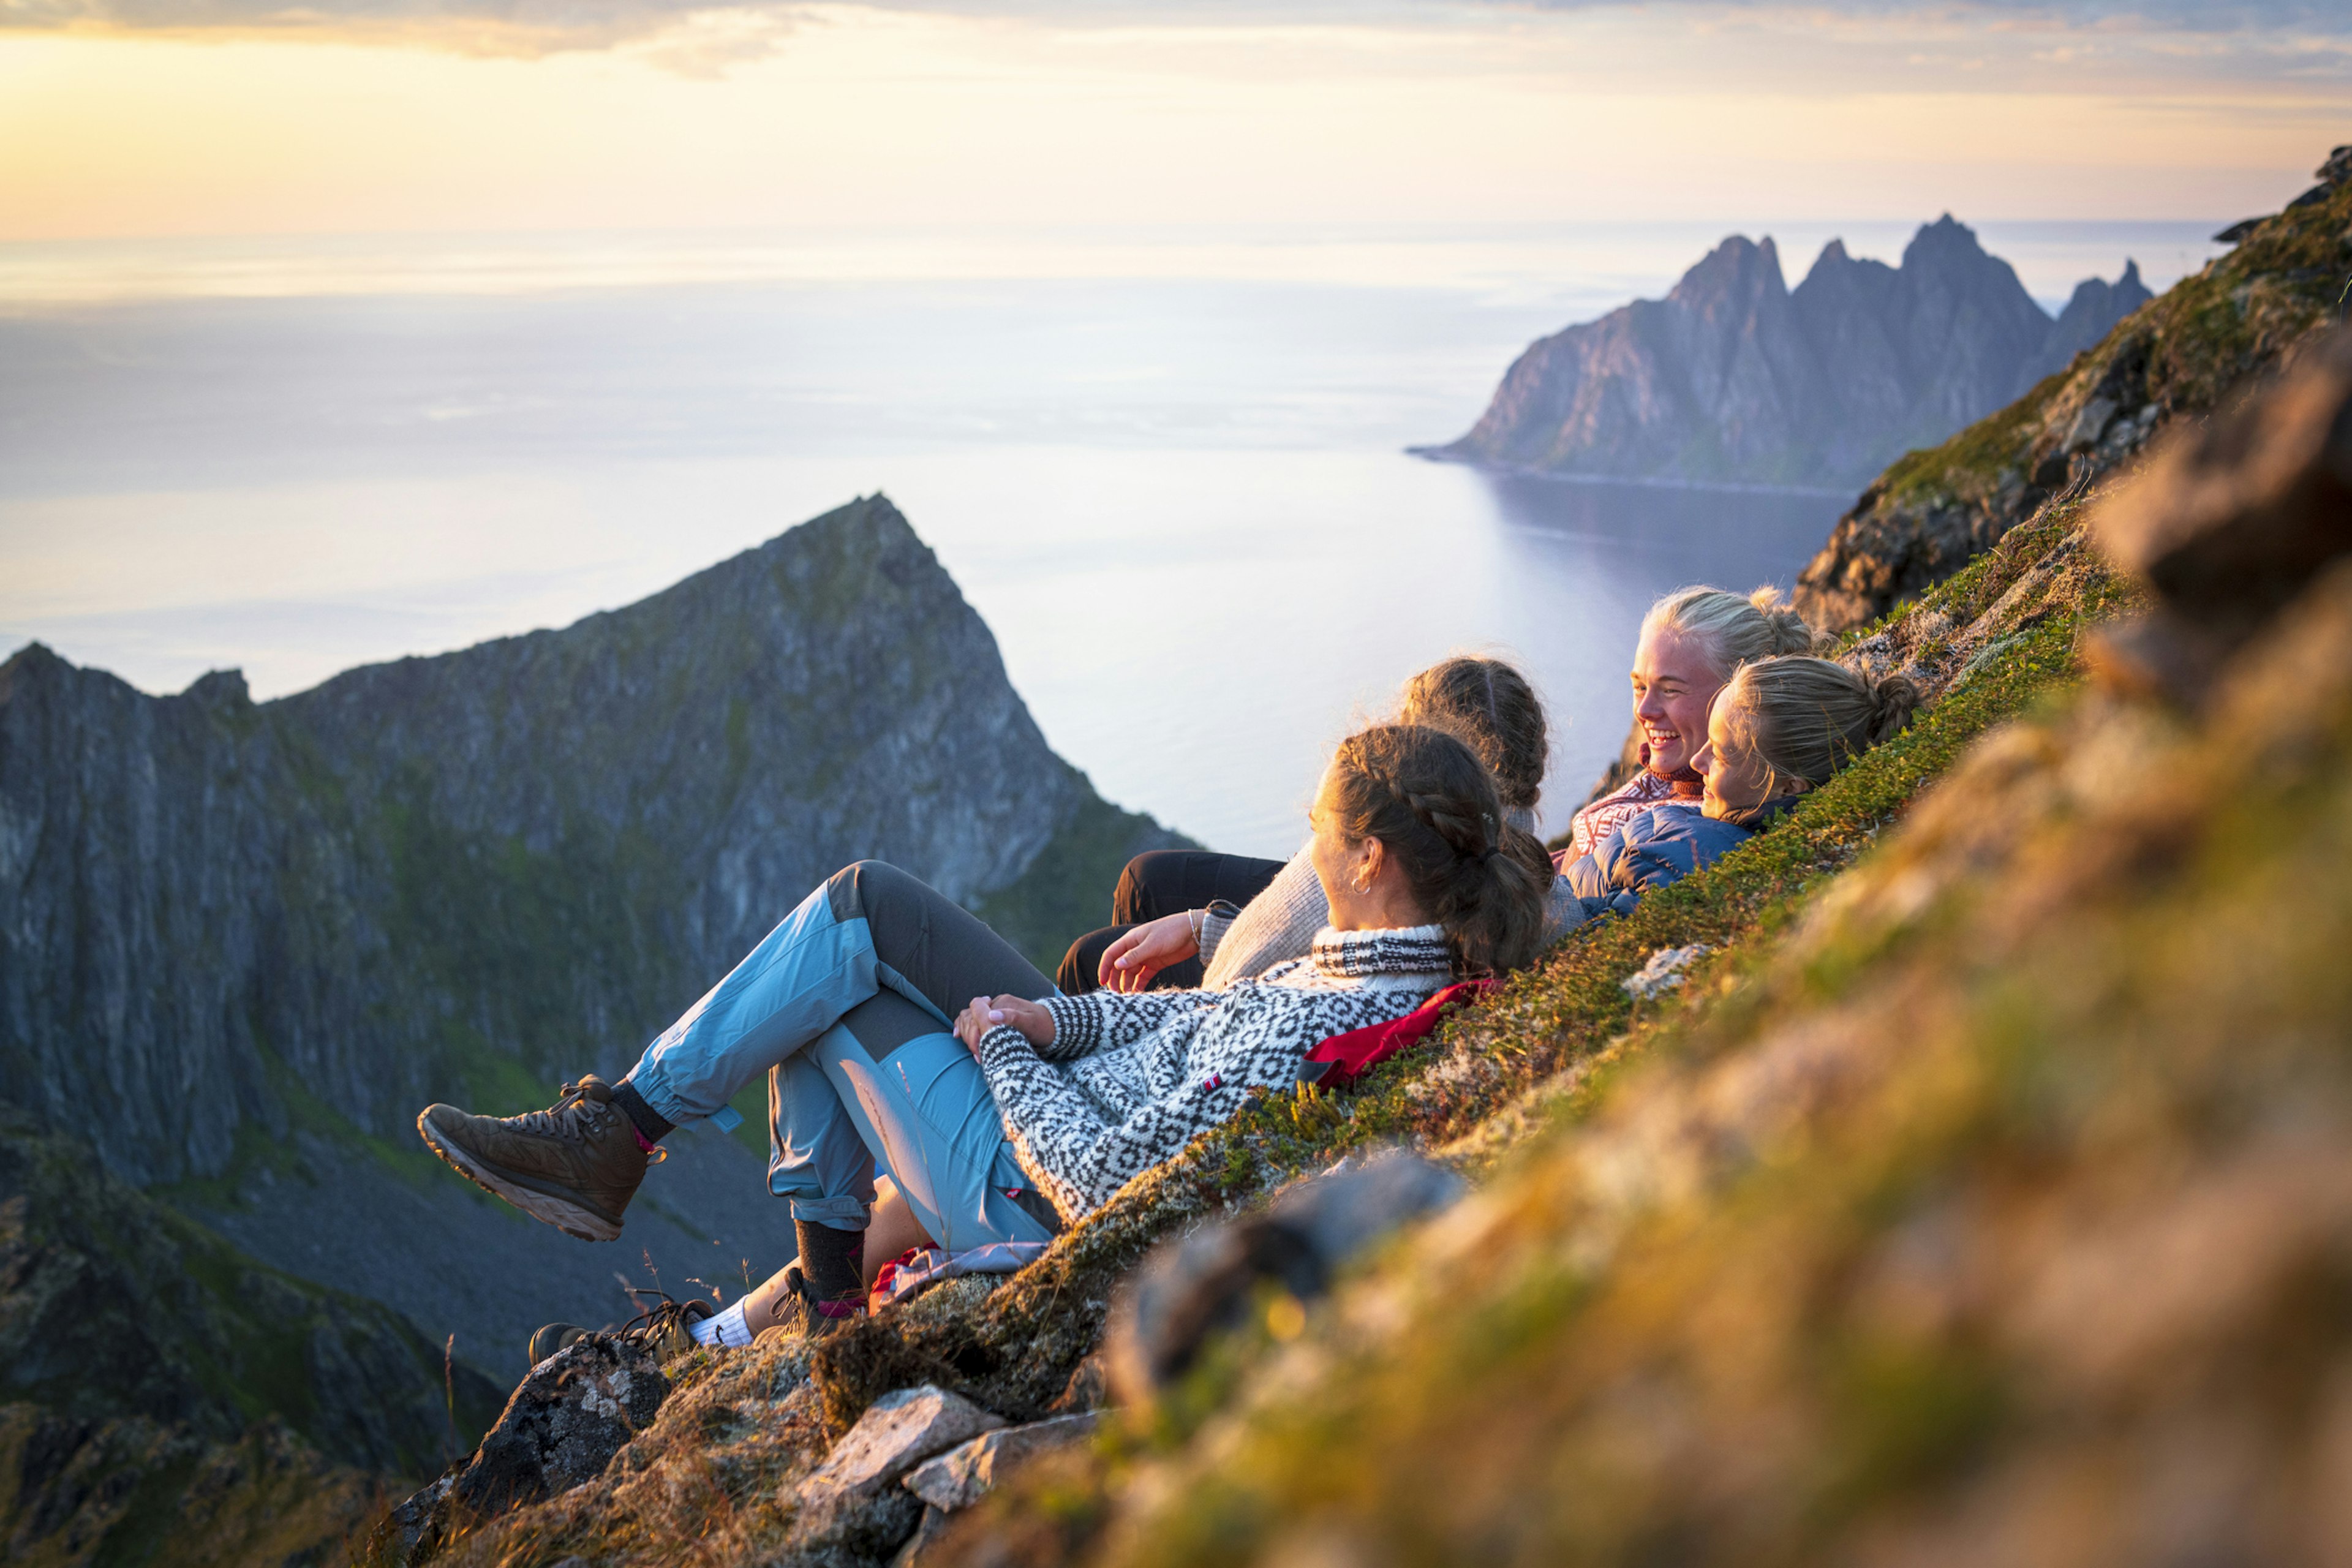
1793,148,2352,633
1423,217,2149,488
0,494,1179,1194
0,1101,505,1564
382,1336,670,1563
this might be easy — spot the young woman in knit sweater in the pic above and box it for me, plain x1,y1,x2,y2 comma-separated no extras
416,722,1547,1351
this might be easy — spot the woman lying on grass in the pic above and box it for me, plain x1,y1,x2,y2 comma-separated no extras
1567,655,1919,916
417,722,1548,1355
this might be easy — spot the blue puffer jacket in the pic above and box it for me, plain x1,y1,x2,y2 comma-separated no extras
1564,799,1792,919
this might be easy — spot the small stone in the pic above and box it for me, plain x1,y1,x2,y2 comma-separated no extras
902,1413,1100,1511
2062,396,2119,455
889,1504,957,1567
797,1385,1005,1505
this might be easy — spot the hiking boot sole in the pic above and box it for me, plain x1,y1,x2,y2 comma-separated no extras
417,1109,625,1242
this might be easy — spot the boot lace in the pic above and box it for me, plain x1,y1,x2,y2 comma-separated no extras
508,1080,608,1140
615,1291,709,1348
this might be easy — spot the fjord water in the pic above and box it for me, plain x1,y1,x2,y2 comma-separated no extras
0,222,2222,854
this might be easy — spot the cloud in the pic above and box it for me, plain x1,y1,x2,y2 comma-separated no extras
4,0,2342,59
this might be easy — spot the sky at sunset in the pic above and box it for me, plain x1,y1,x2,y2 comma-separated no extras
3,2,2345,254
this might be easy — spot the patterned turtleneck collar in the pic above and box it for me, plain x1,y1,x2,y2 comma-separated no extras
1306,924,1454,981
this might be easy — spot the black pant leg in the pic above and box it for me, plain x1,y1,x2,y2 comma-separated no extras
1114,851,1289,924
1058,924,1131,995
1058,921,1205,995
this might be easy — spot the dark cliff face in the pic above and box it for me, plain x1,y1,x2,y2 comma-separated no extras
0,494,1180,1189
1794,150,2347,634
0,1099,508,1562
1427,217,2149,489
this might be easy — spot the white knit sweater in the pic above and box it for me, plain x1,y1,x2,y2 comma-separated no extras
978,926,1452,1222
1201,816,1591,989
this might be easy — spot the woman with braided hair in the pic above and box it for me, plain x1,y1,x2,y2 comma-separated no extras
417,722,1545,1352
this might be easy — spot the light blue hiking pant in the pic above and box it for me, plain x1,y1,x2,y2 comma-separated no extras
625,861,1061,1251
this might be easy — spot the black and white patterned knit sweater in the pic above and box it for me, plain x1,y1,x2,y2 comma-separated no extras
977,924,1453,1223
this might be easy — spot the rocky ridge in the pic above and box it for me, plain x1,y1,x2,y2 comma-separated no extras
1,493,1175,1192
1423,216,2149,489
0,494,1185,1558
1793,145,2352,633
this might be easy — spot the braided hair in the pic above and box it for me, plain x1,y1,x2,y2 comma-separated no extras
1325,723,1551,978
1397,655,1549,815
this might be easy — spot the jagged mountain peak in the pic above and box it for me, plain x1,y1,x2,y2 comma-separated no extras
1667,233,1789,310
1428,216,2149,487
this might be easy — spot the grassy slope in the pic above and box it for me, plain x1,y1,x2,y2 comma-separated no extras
410,478,2136,1568
1077,527,2352,1568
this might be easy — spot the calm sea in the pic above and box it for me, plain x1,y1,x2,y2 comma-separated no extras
0,221,2224,854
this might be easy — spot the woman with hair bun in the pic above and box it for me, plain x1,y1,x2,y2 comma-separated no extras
1568,656,1917,916
1566,584,1817,862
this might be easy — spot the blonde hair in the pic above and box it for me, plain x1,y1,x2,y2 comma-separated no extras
1396,656,1548,814
1642,585,1816,678
1716,657,1919,797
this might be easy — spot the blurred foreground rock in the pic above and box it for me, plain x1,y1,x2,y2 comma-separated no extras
2090,326,2352,701
1106,1148,1463,1406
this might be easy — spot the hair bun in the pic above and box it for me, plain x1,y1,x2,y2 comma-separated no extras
1747,586,1820,657
1867,674,1921,744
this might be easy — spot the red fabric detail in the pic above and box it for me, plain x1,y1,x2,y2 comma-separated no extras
869,1247,923,1310
630,1124,657,1155
1298,980,1500,1091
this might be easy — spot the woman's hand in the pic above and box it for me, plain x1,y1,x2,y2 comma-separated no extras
1097,911,1200,993
954,994,1056,1055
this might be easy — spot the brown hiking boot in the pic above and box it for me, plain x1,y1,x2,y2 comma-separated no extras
417,1076,647,1242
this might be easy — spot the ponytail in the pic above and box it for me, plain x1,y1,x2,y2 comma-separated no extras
1326,724,1550,978
1715,658,1920,797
